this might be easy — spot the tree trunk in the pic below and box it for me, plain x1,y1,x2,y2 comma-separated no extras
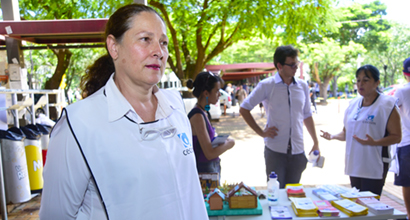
44,48,72,120
319,77,332,104
332,75,338,98
44,49,72,89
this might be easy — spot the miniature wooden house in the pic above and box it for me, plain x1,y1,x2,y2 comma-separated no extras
207,188,225,210
228,182,257,209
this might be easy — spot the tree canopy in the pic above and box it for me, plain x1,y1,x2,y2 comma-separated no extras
150,0,337,80
300,38,365,101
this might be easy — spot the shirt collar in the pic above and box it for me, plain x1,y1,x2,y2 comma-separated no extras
105,73,175,123
274,73,297,85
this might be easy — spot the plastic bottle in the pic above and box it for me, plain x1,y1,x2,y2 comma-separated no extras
308,150,320,163
267,172,280,206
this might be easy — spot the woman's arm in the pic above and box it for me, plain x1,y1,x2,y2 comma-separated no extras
39,115,91,219
320,127,346,141
353,107,402,146
190,114,234,160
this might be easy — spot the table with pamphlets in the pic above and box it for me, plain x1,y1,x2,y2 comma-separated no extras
209,188,407,220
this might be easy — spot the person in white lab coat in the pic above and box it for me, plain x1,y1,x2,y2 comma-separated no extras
39,4,208,220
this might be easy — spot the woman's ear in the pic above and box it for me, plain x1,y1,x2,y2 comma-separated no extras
106,35,119,61
202,90,209,97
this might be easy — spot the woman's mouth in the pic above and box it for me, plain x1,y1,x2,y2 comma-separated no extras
146,64,160,70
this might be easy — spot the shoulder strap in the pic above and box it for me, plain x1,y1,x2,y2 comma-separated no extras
188,107,211,135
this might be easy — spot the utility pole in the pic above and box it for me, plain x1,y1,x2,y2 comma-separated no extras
383,64,388,88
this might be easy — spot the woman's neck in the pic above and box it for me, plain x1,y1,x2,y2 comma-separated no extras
196,97,207,112
362,91,379,107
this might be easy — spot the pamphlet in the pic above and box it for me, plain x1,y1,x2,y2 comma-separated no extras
211,134,229,147
270,205,292,219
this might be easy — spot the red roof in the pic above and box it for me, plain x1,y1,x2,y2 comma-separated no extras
205,63,276,81
0,19,107,44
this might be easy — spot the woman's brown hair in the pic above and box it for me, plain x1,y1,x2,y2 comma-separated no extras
80,4,164,98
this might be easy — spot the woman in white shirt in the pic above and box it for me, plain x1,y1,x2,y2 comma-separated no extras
321,65,401,196
39,4,208,220
393,57,410,219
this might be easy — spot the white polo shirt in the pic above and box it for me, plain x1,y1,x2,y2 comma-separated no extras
40,73,208,220
394,82,410,147
241,74,312,154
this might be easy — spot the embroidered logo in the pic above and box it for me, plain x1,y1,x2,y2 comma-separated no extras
178,133,194,156
366,115,375,122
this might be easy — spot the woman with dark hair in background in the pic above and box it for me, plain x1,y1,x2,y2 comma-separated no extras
40,4,207,219
187,72,235,178
320,64,401,196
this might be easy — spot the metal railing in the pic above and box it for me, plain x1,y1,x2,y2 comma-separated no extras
0,89,65,128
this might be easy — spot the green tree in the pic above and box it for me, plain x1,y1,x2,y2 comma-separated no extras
300,38,366,102
364,23,410,87
150,0,337,81
208,37,281,65
18,0,128,89
18,0,336,89
302,0,390,50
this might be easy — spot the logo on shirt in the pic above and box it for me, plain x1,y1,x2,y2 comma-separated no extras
178,133,194,156
362,114,376,125
366,115,375,122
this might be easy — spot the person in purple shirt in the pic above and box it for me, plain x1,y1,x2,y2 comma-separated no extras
187,72,235,178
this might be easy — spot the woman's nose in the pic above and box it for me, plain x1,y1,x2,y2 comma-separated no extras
152,43,164,59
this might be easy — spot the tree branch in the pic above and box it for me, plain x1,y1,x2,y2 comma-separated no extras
150,0,184,79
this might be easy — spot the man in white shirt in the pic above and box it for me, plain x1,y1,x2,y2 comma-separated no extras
239,45,319,188
393,57,410,219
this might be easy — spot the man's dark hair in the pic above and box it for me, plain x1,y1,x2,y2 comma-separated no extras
273,45,299,69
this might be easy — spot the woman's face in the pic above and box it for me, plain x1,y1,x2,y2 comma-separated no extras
356,70,379,97
111,11,169,88
207,81,221,105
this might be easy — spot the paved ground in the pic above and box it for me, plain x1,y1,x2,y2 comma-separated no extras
0,98,407,219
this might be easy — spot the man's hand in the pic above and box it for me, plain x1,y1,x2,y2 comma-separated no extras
353,134,376,146
261,126,279,139
309,143,320,156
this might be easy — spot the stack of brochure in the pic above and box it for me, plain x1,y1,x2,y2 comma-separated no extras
318,185,350,198
356,197,394,215
340,191,379,201
312,188,339,201
269,206,293,219
286,184,306,198
331,199,368,217
290,197,318,217
313,200,340,217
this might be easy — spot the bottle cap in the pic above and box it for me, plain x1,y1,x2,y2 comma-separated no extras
313,150,319,156
269,172,277,179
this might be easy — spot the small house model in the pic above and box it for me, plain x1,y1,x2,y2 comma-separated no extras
207,188,225,210
228,182,258,209
199,173,219,193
